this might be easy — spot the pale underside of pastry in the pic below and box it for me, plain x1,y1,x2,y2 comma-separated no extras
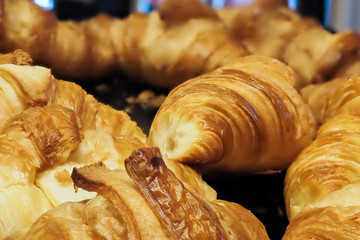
0,59,148,239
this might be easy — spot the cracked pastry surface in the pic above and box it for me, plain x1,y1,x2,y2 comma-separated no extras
19,148,269,240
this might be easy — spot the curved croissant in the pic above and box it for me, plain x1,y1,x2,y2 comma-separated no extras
218,0,360,87
284,29,360,86
300,77,346,125
283,76,360,239
148,55,317,173
0,0,248,89
19,148,269,240
217,0,317,61
301,75,360,126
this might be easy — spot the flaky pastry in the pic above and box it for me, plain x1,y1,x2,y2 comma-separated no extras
20,148,270,239
0,53,146,239
0,51,270,240
149,55,317,173
283,77,360,239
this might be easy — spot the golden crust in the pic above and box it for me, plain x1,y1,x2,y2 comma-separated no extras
284,111,360,219
149,55,316,172
284,73,360,237
19,148,269,239
284,29,360,85
301,77,346,124
123,147,228,239
0,105,81,239
0,49,33,65
283,206,360,239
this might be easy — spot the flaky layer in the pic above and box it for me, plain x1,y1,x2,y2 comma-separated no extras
149,55,316,172
283,206,360,239
284,75,360,238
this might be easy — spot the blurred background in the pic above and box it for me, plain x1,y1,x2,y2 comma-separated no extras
34,0,360,32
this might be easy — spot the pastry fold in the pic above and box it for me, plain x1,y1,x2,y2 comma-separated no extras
19,148,270,240
0,55,146,239
0,105,81,239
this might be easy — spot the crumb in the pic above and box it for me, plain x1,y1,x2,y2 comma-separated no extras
126,90,166,109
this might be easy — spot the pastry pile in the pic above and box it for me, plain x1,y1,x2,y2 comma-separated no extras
1,0,360,239
0,50,269,239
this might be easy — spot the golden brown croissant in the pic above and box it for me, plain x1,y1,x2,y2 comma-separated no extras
148,55,317,173
283,77,360,239
0,52,267,239
283,29,360,86
300,77,346,124
0,56,147,239
0,0,248,89
218,0,360,87
217,0,318,61
20,148,270,240
301,76,360,125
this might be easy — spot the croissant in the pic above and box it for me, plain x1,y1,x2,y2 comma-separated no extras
300,77,346,124
283,77,360,239
148,55,317,173
0,54,147,239
301,74,360,126
0,52,271,239
0,0,248,89
283,28,360,86
218,0,360,87
217,0,318,61
19,147,270,239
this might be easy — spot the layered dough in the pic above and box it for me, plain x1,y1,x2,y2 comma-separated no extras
149,55,317,172
4,0,360,238
0,52,270,239
283,77,360,238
